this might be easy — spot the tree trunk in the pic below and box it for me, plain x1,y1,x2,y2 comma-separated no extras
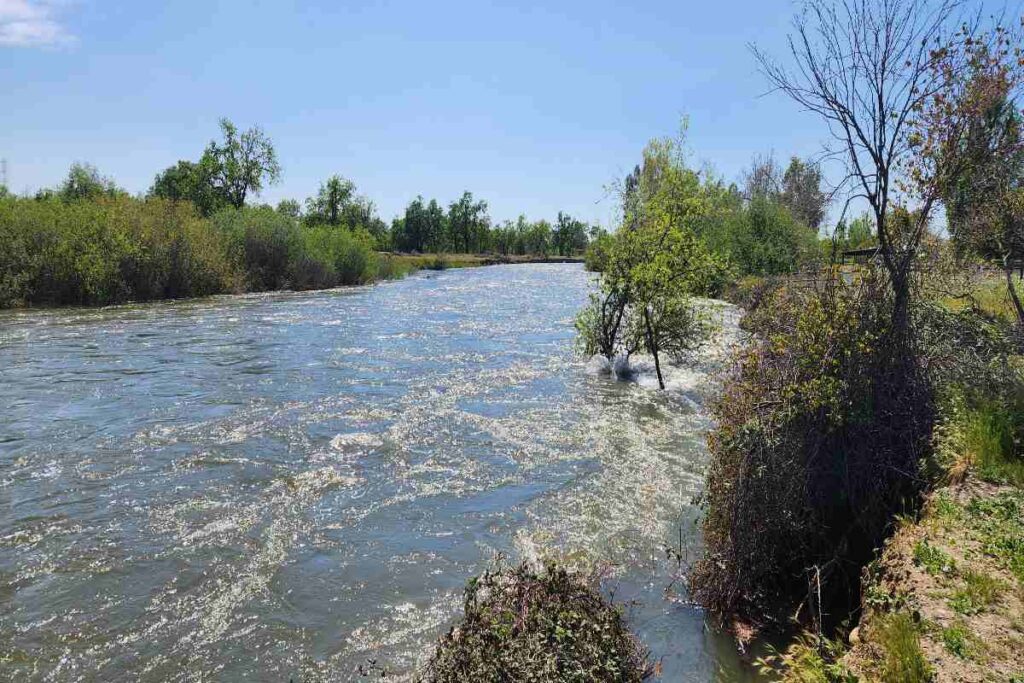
644,308,665,390
1005,264,1024,328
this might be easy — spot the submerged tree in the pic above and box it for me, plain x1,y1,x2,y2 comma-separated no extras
576,129,727,389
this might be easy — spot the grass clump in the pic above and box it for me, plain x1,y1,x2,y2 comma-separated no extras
912,540,955,576
756,633,857,682
875,612,933,683
948,570,1004,615
964,492,1024,584
419,562,651,683
939,622,980,660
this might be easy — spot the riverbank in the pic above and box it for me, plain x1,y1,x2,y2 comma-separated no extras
843,479,1024,682
0,194,585,310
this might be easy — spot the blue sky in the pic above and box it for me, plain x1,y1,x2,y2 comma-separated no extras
0,1,1012,226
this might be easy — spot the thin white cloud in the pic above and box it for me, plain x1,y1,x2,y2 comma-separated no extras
0,0,73,47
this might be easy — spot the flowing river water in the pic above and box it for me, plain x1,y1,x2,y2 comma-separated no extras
0,263,755,681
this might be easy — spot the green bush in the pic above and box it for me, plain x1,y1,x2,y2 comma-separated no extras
0,195,384,308
0,195,237,306
211,206,302,291
692,275,934,626
419,562,651,683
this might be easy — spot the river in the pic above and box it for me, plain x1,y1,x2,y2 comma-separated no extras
0,263,754,681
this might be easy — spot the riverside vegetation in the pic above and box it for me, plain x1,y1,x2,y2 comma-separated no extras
423,2,1024,682
0,119,593,309
6,1,1024,680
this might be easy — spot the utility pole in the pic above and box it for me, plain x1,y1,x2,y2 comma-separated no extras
1,158,7,189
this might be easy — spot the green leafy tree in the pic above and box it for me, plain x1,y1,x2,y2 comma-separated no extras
275,198,301,219
56,163,125,202
149,160,225,216
447,192,488,253
577,129,727,389
200,118,281,209
553,212,589,256
781,156,827,230
305,175,355,226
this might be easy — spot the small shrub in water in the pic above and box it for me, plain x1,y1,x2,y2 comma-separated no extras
418,562,652,683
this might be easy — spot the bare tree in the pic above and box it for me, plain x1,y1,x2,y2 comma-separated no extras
752,0,967,332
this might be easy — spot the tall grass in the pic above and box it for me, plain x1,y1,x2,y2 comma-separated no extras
875,613,933,683
0,195,389,308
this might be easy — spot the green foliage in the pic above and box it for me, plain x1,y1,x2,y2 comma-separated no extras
149,159,226,217
419,562,651,683
0,194,237,306
756,633,858,682
0,194,385,308
552,211,589,256
913,540,955,576
964,492,1024,584
201,118,281,209
692,276,934,624
940,622,976,660
875,613,933,683
948,570,1004,615
583,230,613,272
51,162,126,202
724,197,821,276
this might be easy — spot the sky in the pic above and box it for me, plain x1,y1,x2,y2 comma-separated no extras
0,0,1016,227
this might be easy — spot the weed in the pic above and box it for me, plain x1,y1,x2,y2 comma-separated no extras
965,493,1024,584
875,612,933,683
948,570,1004,615
419,562,651,682
940,623,977,660
756,632,857,682
913,539,955,576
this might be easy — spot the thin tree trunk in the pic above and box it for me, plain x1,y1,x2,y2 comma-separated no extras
644,308,665,390
1005,263,1024,328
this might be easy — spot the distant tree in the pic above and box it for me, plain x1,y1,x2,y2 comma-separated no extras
938,31,1024,327
149,160,224,216
553,212,589,256
305,175,355,226
447,192,488,253
424,199,447,252
847,213,876,249
276,198,301,219
56,162,124,201
525,219,552,256
396,195,427,251
780,157,827,230
743,154,782,201
200,118,281,209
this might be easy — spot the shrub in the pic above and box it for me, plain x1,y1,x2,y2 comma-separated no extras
0,195,237,306
691,275,934,627
211,206,302,291
756,632,857,682
419,562,651,683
